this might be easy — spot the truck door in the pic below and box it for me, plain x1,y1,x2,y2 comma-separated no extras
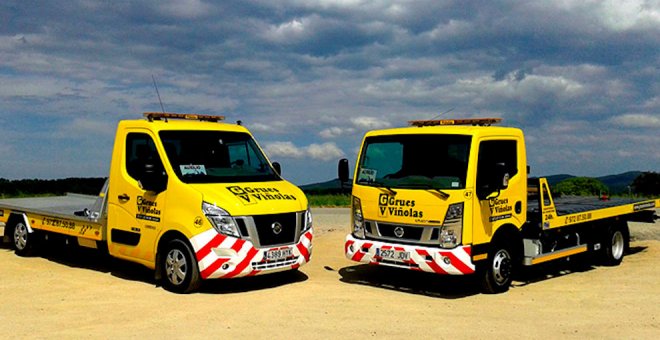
107,131,167,264
472,139,526,245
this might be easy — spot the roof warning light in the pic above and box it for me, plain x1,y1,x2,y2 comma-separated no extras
408,118,502,127
144,112,225,123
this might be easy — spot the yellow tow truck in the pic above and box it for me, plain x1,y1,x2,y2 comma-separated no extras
339,118,658,293
1,113,313,293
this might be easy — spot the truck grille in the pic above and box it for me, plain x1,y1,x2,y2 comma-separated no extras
365,220,440,246
236,212,302,248
253,213,297,247
378,223,424,240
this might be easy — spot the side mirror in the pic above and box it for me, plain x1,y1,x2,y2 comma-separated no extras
493,163,509,190
338,158,349,183
477,163,509,200
272,162,282,176
140,162,168,193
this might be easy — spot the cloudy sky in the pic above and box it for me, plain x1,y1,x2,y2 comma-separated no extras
1,0,658,185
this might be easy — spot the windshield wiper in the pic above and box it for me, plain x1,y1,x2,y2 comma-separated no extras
379,186,397,196
394,183,451,199
358,179,398,196
429,188,450,199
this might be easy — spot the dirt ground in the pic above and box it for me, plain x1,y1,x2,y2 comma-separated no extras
1,208,658,339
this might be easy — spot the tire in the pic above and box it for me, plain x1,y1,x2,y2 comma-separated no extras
12,220,35,257
601,223,627,266
480,243,514,294
160,239,201,294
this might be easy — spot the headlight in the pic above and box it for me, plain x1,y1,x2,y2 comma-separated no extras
202,202,241,238
302,208,313,232
352,196,365,239
440,202,463,248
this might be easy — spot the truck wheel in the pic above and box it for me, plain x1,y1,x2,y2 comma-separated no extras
161,239,201,294
480,243,513,294
12,220,34,257
601,224,627,266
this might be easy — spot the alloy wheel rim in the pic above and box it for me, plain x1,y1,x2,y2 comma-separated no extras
13,223,28,250
166,249,188,285
611,231,624,260
492,249,511,285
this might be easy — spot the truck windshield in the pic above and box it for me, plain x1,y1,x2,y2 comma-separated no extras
356,134,472,190
159,130,279,183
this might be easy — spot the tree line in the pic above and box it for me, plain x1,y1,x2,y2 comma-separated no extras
0,178,107,198
554,172,659,197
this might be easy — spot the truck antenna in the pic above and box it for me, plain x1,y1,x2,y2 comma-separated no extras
428,107,455,121
152,75,166,114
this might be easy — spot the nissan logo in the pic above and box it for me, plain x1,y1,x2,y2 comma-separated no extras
271,222,283,235
394,226,405,238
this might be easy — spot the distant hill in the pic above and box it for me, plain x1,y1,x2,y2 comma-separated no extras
544,174,575,186
543,171,642,194
302,171,645,195
597,171,643,194
300,178,351,194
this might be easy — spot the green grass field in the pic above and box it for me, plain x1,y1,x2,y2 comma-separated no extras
0,192,59,199
306,194,350,207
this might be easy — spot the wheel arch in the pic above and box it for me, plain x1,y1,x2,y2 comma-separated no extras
491,223,523,260
478,223,523,294
154,229,194,282
5,212,33,237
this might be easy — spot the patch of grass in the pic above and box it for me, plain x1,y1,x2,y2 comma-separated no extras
307,194,350,207
0,192,59,199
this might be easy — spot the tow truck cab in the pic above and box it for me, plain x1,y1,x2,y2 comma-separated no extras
341,118,525,275
340,117,659,293
105,113,313,292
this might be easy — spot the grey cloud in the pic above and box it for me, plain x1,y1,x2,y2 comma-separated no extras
0,0,658,182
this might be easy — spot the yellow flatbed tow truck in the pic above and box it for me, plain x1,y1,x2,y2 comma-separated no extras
339,118,658,293
1,113,313,293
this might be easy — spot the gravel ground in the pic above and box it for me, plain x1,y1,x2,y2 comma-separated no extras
0,207,658,338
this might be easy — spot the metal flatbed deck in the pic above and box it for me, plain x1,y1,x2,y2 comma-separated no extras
529,195,643,216
0,194,97,219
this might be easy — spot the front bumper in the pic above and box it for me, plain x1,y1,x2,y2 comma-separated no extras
190,228,313,279
345,234,475,275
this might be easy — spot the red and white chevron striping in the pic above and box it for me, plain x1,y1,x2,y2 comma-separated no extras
190,228,313,279
345,235,474,275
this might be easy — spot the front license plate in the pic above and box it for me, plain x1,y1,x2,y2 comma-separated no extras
265,247,293,261
376,248,410,262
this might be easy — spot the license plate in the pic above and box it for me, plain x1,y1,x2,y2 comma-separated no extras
376,248,410,262
265,247,293,261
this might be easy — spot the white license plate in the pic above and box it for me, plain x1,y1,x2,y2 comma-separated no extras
376,248,410,262
265,247,293,261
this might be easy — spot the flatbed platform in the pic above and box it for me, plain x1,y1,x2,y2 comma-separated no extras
529,195,643,216
0,194,105,241
0,194,97,216
0,194,97,220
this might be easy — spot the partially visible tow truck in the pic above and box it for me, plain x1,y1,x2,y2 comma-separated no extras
1,113,313,293
340,118,658,293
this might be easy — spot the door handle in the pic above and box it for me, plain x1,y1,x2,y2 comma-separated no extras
118,194,130,202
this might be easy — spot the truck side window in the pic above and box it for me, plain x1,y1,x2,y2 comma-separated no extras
476,140,518,193
126,133,162,181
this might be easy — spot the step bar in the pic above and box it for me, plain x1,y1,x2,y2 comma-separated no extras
523,243,588,266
